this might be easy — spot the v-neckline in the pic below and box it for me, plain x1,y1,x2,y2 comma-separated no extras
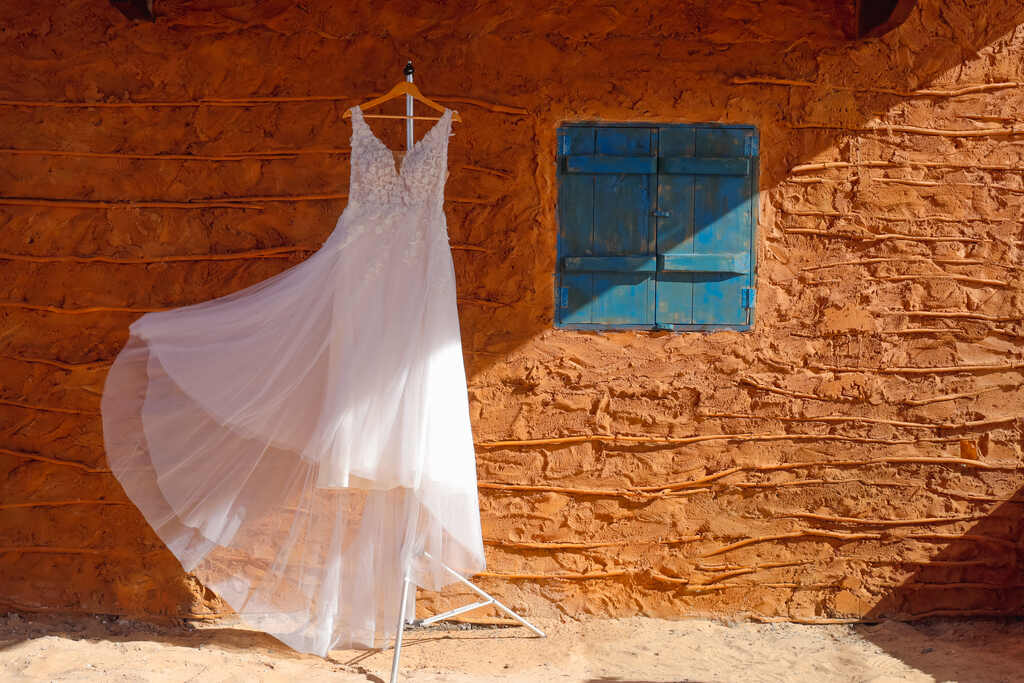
351,106,451,179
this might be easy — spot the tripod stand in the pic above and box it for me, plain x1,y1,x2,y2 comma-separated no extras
389,551,546,682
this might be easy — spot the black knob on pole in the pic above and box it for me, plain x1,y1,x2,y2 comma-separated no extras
404,61,414,77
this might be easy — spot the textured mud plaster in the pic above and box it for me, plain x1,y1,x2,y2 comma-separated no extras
1,0,1023,626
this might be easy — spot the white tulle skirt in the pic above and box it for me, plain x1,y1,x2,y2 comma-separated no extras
101,202,486,656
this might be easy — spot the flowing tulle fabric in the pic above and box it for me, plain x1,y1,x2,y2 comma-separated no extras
101,107,486,656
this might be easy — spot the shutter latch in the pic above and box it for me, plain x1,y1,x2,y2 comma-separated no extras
742,287,756,309
650,209,671,218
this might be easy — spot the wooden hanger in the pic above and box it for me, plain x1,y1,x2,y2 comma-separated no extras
343,80,462,122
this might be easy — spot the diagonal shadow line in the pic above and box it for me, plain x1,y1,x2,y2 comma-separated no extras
472,0,1024,373
857,484,1024,681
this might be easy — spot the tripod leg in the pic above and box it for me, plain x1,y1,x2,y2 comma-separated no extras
389,574,412,683
420,551,546,637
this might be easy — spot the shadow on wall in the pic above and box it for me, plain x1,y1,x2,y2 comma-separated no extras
462,0,1024,379
855,485,1024,680
450,0,1024,636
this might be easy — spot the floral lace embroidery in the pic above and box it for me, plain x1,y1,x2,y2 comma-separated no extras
348,106,452,209
326,106,454,286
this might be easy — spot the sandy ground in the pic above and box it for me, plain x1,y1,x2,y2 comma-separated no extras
1,613,1023,682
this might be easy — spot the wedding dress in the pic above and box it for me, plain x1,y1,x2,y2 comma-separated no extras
101,106,486,656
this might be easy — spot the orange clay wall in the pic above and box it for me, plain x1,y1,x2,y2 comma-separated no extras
2,0,1023,624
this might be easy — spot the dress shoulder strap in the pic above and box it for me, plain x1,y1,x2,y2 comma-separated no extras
431,108,454,155
348,106,366,137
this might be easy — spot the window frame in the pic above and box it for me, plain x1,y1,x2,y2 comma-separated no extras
554,120,759,333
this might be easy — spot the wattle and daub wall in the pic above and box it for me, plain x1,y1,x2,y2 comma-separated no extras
1,0,1023,624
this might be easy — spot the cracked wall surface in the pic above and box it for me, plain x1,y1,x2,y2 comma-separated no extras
1,0,1023,624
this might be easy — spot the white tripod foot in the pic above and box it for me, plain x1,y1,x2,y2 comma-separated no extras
388,554,545,683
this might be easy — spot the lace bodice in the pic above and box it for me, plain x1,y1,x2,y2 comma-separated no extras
347,105,453,208
322,105,456,282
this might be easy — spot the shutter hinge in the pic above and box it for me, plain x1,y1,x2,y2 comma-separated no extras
742,287,756,309
650,209,671,218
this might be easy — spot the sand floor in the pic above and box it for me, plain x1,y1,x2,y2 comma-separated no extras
1,612,1023,682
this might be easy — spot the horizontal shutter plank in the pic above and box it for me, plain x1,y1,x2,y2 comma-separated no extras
566,254,749,273
564,256,657,272
661,253,750,273
660,156,750,176
565,155,657,174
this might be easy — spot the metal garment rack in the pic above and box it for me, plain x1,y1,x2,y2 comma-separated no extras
386,66,546,683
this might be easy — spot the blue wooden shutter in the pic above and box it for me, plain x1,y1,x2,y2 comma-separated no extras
655,125,757,329
557,126,656,326
557,123,757,331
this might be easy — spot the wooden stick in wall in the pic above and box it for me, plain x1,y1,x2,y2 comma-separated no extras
730,76,1021,98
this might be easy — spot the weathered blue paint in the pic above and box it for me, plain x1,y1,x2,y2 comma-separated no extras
660,252,750,273
564,256,658,272
592,127,655,324
565,155,658,174
557,127,596,325
654,125,696,325
690,128,753,326
660,156,749,176
556,122,758,331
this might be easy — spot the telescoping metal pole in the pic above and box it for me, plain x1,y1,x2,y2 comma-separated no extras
390,574,412,683
404,61,414,151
